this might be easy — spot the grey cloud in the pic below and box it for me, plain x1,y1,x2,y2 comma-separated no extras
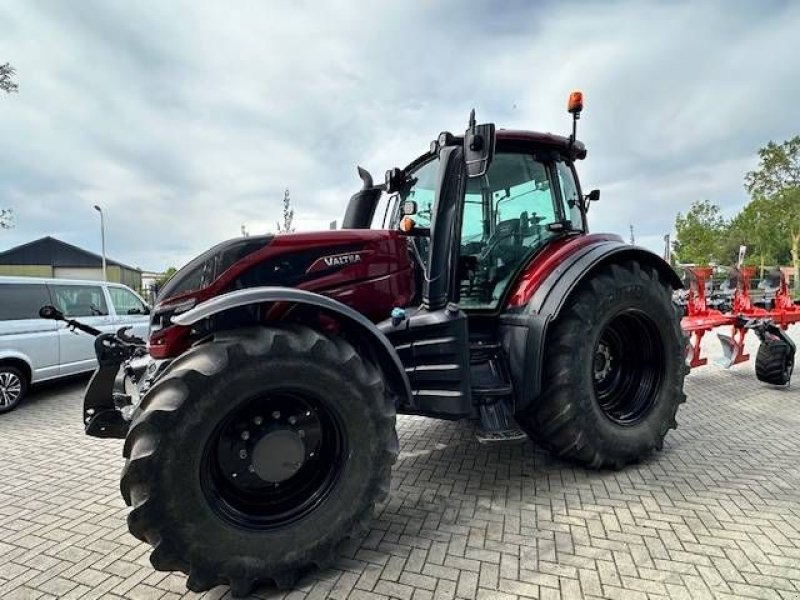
1,0,798,269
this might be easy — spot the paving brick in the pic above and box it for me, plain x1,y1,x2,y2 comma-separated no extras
1,331,799,600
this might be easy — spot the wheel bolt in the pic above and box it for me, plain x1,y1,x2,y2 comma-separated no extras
288,416,297,425
241,431,250,441
305,411,311,417
239,449,247,459
298,430,305,438
253,416,263,425
272,410,281,419
248,465,255,473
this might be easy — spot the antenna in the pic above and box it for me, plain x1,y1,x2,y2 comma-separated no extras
468,108,476,132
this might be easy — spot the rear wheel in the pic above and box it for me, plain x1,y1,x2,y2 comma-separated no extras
120,325,397,597
755,337,794,386
517,261,687,468
0,364,27,414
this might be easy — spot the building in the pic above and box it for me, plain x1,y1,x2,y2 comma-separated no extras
0,236,143,290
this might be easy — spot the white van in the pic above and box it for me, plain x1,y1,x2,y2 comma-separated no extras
0,276,150,412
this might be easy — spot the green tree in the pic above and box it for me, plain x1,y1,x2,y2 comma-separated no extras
154,267,177,289
673,200,727,264
744,136,800,293
1,62,18,94
724,196,788,269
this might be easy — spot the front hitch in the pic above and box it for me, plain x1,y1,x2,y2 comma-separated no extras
83,333,141,438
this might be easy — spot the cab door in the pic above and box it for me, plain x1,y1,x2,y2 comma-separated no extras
456,152,577,310
49,283,116,376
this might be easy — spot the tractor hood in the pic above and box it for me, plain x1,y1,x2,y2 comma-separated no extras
156,229,413,320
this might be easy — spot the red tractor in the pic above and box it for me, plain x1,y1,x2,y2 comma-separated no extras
50,93,687,596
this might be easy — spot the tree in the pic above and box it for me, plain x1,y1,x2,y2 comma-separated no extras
744,136,800,293
154,267,177,289
1,62,18,94
276,189,295,234
0,208,14,230
724,196,788,270
673,200,727,264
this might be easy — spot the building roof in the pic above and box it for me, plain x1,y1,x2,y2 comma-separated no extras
0,236,141,272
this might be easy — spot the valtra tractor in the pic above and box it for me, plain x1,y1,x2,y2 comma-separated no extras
42,93,689,596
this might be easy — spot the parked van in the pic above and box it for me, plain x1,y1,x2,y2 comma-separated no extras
0,276,150,413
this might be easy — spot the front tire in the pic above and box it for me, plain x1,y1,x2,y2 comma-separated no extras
517,261,687,468
120,326,397,597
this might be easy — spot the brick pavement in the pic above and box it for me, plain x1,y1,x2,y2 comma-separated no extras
0,330,798,600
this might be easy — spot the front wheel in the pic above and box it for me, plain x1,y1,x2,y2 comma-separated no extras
120,325,397,597
0,364,27,414
517,261,687,468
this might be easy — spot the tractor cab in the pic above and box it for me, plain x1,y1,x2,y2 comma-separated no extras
387,128,588,310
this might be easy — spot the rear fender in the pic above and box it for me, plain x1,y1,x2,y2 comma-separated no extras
502,241,681,412
173,287,412,406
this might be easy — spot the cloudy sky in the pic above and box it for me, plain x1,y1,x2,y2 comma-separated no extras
1,0,798,271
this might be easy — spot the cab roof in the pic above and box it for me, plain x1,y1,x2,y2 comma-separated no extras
495,129,587,160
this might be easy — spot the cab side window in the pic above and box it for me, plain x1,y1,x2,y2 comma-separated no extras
556,161,584,229
51,285,108,317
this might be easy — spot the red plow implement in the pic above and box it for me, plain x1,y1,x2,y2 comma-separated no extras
680,266,798,384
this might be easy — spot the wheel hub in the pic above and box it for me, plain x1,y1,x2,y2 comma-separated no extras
592,310,665,426
202,391,346,530
251,429,306,482
593,343,613,382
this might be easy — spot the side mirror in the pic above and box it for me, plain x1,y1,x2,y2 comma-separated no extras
583,189,600,211
463,109,496,178
385,168,405,194
39,305,65,321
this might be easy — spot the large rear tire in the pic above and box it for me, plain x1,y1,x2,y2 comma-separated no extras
120,325,397,597
517,261,687,468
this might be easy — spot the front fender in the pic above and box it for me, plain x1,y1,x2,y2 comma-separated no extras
173,287,413,406
503,241,681,412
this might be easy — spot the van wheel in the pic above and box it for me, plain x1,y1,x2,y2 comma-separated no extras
0,365,28,414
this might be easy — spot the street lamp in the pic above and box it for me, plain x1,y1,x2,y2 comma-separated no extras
93,205,107,281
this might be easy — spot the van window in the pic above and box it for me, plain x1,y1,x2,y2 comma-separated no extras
0,284,51,320
109,287,147,315
51,285,109,317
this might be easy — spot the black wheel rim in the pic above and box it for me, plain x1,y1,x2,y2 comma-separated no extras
592,310,665,425
201,390,346,530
